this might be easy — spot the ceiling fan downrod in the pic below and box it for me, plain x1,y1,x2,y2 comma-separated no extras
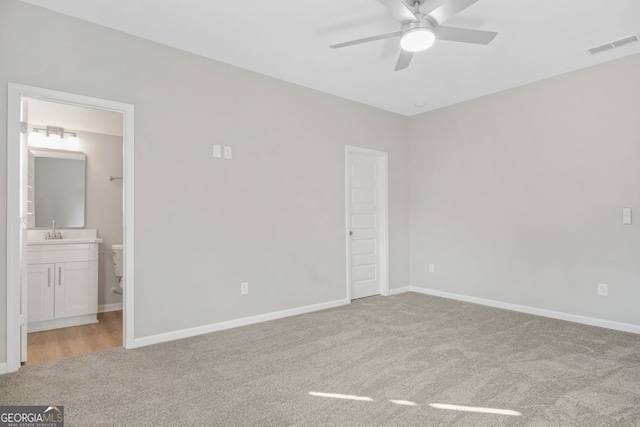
412,0,421,16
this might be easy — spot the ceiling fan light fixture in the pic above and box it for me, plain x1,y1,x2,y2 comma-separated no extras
400,27,435,52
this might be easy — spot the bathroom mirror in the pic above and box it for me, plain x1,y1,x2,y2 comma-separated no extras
29,148,86,228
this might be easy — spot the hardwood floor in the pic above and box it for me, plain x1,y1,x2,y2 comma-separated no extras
26,311,122,364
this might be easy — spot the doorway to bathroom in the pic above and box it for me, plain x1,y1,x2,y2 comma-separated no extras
6,83,135,372
25,99,123,364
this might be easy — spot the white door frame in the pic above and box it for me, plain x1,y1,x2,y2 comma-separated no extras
345,145,389,301
5,83,135,373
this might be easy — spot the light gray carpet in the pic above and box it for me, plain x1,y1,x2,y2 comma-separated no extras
2,292,640,426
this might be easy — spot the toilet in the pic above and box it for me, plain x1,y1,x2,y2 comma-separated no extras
112,244,124,291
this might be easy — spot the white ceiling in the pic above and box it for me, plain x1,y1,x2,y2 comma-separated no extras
21,0,640,116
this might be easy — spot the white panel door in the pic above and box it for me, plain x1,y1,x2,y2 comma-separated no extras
348,149,387,299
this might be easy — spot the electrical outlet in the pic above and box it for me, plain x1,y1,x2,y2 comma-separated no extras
224,146,233,159
597,283,608,297
241,282,249,295
429,264,435,273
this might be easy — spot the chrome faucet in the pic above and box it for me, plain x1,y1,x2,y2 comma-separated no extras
45,219,62,240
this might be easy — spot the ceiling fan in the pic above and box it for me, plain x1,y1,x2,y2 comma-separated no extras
330,0,497,71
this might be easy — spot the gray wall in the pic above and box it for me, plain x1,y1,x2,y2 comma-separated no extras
409,53,640,325
0,0,410,362
82,131,124,307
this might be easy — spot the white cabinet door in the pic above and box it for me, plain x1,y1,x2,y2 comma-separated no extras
55,261,95,318
27,263,55,323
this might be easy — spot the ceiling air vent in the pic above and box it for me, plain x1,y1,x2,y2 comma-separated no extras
587,34,639,55
612,35,639,48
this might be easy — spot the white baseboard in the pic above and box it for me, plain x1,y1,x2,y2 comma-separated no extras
408,286,640,335
388,286,410,295
133,298,351,348
0,362,8,375
99,302,123,313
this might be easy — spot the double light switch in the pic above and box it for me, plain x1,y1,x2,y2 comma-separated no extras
623,207,632,225
213,145,232,159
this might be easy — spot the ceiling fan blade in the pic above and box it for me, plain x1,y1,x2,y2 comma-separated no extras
428,0,480,24
394,49,414,71
435,26,497,44
419,0,448,16
378,0,417,23
330,31,401,49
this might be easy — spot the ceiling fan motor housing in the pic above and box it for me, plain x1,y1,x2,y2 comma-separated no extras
401,19,436,33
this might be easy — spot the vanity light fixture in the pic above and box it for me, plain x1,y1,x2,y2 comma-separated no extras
31,125,78,141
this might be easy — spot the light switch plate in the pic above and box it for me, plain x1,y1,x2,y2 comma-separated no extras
213,144,221,158
622,207,632,224
224,146,232,159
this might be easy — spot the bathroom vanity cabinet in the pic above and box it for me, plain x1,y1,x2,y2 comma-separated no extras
27,241,100,332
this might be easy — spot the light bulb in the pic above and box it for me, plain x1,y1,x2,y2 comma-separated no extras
400,28,435,52
30,130,43,144
66,135,80,150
